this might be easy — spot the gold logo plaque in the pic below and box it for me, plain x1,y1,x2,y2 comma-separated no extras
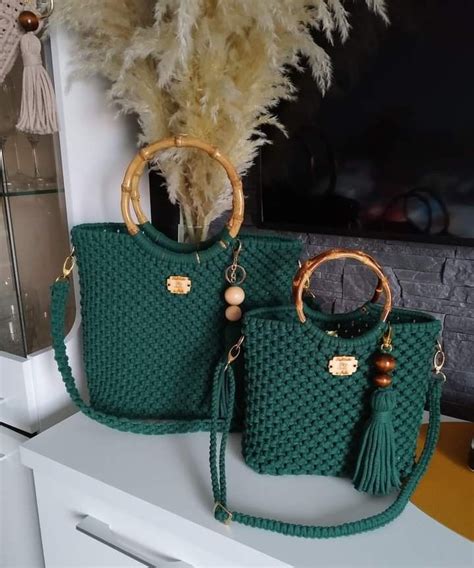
166,276,191,295
328,356,358,377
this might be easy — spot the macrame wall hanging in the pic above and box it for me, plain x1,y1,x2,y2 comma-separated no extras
0,0,58,135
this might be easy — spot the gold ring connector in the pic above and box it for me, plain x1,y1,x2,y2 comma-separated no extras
433,341,447,382
213,502,233,525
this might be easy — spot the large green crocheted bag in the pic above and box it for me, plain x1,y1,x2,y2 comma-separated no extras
210,249,445,537
50,137,301,435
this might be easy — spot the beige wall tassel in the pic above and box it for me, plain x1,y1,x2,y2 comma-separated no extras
16,9,58,135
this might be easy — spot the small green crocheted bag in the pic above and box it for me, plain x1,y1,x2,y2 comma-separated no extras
210,249,444,537
50,137,301,435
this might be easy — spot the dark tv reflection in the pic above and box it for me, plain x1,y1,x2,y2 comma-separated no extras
257,0,474,244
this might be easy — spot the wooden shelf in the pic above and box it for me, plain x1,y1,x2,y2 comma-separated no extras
0,188,64,197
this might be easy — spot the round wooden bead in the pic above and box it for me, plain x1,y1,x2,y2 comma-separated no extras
18,10,40,32
224,286,245,306
225,305,242,321
373,374,392,388
374,353,396,373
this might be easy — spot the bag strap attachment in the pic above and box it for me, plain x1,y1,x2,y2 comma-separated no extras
51,277,223,435
209,340,443,538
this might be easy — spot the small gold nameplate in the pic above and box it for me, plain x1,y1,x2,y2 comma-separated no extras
328,356,358,376
167,276,191,295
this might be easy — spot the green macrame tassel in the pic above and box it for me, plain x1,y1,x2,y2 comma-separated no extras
353,387,401,495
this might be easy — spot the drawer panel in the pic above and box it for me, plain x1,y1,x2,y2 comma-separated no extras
33,471,286,568
0,355,39,433
0,427,43,567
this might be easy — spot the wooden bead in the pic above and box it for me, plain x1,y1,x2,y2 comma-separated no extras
374,353,396,373
224,286,245,306
18,10,40,32
225,305,242,321
373,374,392,388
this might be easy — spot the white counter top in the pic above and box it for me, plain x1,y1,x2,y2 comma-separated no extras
21,413,472,567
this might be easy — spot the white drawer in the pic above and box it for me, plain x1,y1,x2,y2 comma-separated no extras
0,427,43,567
0,354,39,433
32,469,285,568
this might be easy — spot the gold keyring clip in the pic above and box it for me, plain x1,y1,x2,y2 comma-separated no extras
225,335,245,370
56,248,76,281
381,324,393,352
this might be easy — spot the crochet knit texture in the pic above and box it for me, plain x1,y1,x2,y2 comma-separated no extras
51,223,301,434
242,303,441,479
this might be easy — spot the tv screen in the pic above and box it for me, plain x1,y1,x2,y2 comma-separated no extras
256,0,474,245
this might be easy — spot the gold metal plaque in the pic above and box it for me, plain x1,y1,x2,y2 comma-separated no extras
328,356,358,377
166,276,191,295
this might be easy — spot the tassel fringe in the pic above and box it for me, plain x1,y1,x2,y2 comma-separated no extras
353,387,401,495
17,32,58,135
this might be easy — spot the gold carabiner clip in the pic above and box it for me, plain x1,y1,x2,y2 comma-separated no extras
381,324,393,352
225,335,245,370
56,248,76,281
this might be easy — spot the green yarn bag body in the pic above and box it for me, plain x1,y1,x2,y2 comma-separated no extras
50,137,302,435
209,249,444,537
241,302,440,480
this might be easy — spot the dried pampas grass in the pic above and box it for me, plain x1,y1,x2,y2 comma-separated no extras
53,0,388,241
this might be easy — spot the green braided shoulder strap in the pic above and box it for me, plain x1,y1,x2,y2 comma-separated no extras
51,278,222,435
209,359,442,538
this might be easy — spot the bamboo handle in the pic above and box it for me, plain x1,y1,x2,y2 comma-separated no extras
121,136,244,237
292,249,392,323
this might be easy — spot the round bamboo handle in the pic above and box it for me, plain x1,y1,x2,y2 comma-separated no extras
121,136,245,237
293,249,392,323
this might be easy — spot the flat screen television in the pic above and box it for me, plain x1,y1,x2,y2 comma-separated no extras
255,0,474,246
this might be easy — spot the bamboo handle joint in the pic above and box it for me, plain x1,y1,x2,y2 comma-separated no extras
292,249,392,324
120,136,244,238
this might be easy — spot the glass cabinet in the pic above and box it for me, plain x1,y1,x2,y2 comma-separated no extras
0,60,74,357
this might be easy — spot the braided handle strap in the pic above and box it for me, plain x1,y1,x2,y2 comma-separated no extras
51,279,223,435
209,360,442,538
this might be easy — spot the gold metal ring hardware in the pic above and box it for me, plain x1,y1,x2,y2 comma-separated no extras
213,502,233,525
233,239,243,256
433,341,447,382
434,342,445,373
225,239,245,284
224,264,246,285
